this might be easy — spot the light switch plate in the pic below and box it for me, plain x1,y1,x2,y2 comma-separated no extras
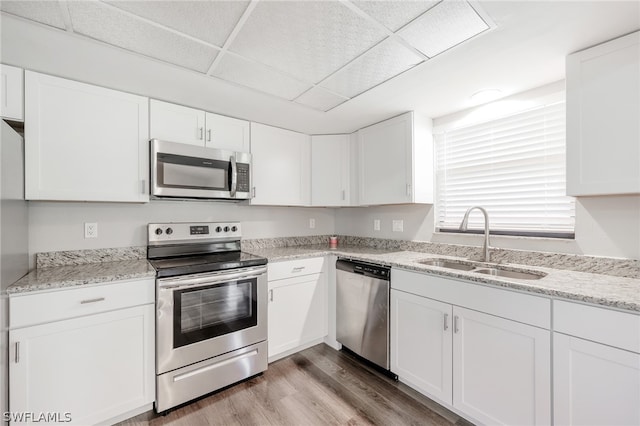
392,220,403,232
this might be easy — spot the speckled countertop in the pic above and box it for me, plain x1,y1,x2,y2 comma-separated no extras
246,244,640,313
7,259,156,295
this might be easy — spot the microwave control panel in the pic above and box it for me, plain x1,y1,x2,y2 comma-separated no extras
237,163,250,193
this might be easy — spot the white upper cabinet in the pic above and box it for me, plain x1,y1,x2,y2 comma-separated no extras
358,111,433,205
1,64,24,121
150,99,250,152
566,31,640,195
250,122,310,206
311,134,350,206
25,71,149,202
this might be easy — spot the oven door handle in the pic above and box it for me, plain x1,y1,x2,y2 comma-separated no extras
157,267,267,290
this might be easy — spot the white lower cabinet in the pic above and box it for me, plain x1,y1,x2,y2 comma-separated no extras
9,279,155,425
391,269,551,425
267,258,327,361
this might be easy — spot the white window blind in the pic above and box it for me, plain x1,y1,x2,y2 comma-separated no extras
435,101,575,236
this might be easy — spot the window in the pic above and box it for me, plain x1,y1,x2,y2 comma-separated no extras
435,101,575,238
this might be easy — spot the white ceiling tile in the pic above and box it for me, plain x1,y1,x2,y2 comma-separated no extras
67,1,218,73
320,38,424,99
295,87,348,112
399,0,490,58
103,0,249,47
0,1,66,29
212,54,311,101
351,0,440,32
229,1,387,84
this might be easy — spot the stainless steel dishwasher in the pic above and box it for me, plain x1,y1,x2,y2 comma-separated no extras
336,259,393,374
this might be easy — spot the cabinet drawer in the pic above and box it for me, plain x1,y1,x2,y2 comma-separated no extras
268,257,325,281
392,269,550,329
554,300,640,353
10,278,155,328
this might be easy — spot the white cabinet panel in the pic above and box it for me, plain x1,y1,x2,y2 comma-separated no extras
250,122,310,206
150,99,205,146
9,305,155,425
205,112,250,152
1,64,24,121
453,306,551,426
391,289,453,405
358,111,433,205
554,333,640,426
567,31,640,195
25,71,149,202
311,134,350,206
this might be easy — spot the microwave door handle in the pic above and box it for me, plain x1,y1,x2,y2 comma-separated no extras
230,155,237,197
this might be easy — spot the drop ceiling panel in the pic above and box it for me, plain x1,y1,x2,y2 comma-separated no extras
320,38,424,99
228,1,387,84
352,0,440,32
212,54,311,101
67,1,218,73
103,0,249,47
399,0,490,58
295,87,348,112
0,1,66,30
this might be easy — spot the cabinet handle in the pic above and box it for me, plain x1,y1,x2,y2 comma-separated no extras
15,342,19,363
444,313,449,331
454,315,459,333
252,187,256,198
406,183,412,196
269,289,273,302
80,297,105,304
141,179,146,194
341,190,346,201
199,127,204,140
207,129,212,142
292,266,305,273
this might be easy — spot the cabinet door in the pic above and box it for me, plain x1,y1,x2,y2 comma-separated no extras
268,274,327,359
554,333,640,425
566,31,640,195
205,112,250,152
9,305,155,425
452,306,551,426
250,122,310,206
390,290,453,405
150,99,205,146
25,71,149,202
358,112,412,205
1,64,24,121
311,134,350,206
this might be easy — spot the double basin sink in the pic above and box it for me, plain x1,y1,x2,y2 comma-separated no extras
418,259,546,280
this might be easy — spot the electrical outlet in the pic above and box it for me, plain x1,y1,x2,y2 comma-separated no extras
309,218,316,229
84,222,98,239
392,220,404,232
373,219,381,231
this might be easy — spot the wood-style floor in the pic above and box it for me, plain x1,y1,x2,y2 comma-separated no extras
120,344,472,426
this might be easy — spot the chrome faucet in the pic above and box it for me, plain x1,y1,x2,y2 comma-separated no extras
459,206,491,262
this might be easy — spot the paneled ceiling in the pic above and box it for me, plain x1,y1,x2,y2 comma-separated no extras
0,0,493,112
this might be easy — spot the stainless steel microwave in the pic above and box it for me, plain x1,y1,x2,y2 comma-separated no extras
150,139,252,201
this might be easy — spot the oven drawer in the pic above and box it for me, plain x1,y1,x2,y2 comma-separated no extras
268,257,325,281
10,278,155,328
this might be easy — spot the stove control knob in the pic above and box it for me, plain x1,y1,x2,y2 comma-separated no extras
224,226,230,232
216,226,222,233
155,228,163,235
231,226,238,232
166,228,173,235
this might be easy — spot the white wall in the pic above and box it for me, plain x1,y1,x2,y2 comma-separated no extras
28,201,334,265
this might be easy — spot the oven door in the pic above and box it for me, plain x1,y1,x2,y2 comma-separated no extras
156,266,267,374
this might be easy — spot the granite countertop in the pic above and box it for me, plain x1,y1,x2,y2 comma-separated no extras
246,245,640,313
7,259,156,295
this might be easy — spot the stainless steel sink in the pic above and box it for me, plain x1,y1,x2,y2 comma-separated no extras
472,268,546,280
417,259,476,271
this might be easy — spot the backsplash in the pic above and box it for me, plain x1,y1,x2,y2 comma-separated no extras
36,246,146,268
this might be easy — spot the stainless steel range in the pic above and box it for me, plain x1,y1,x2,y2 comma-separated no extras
147,222,268,413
